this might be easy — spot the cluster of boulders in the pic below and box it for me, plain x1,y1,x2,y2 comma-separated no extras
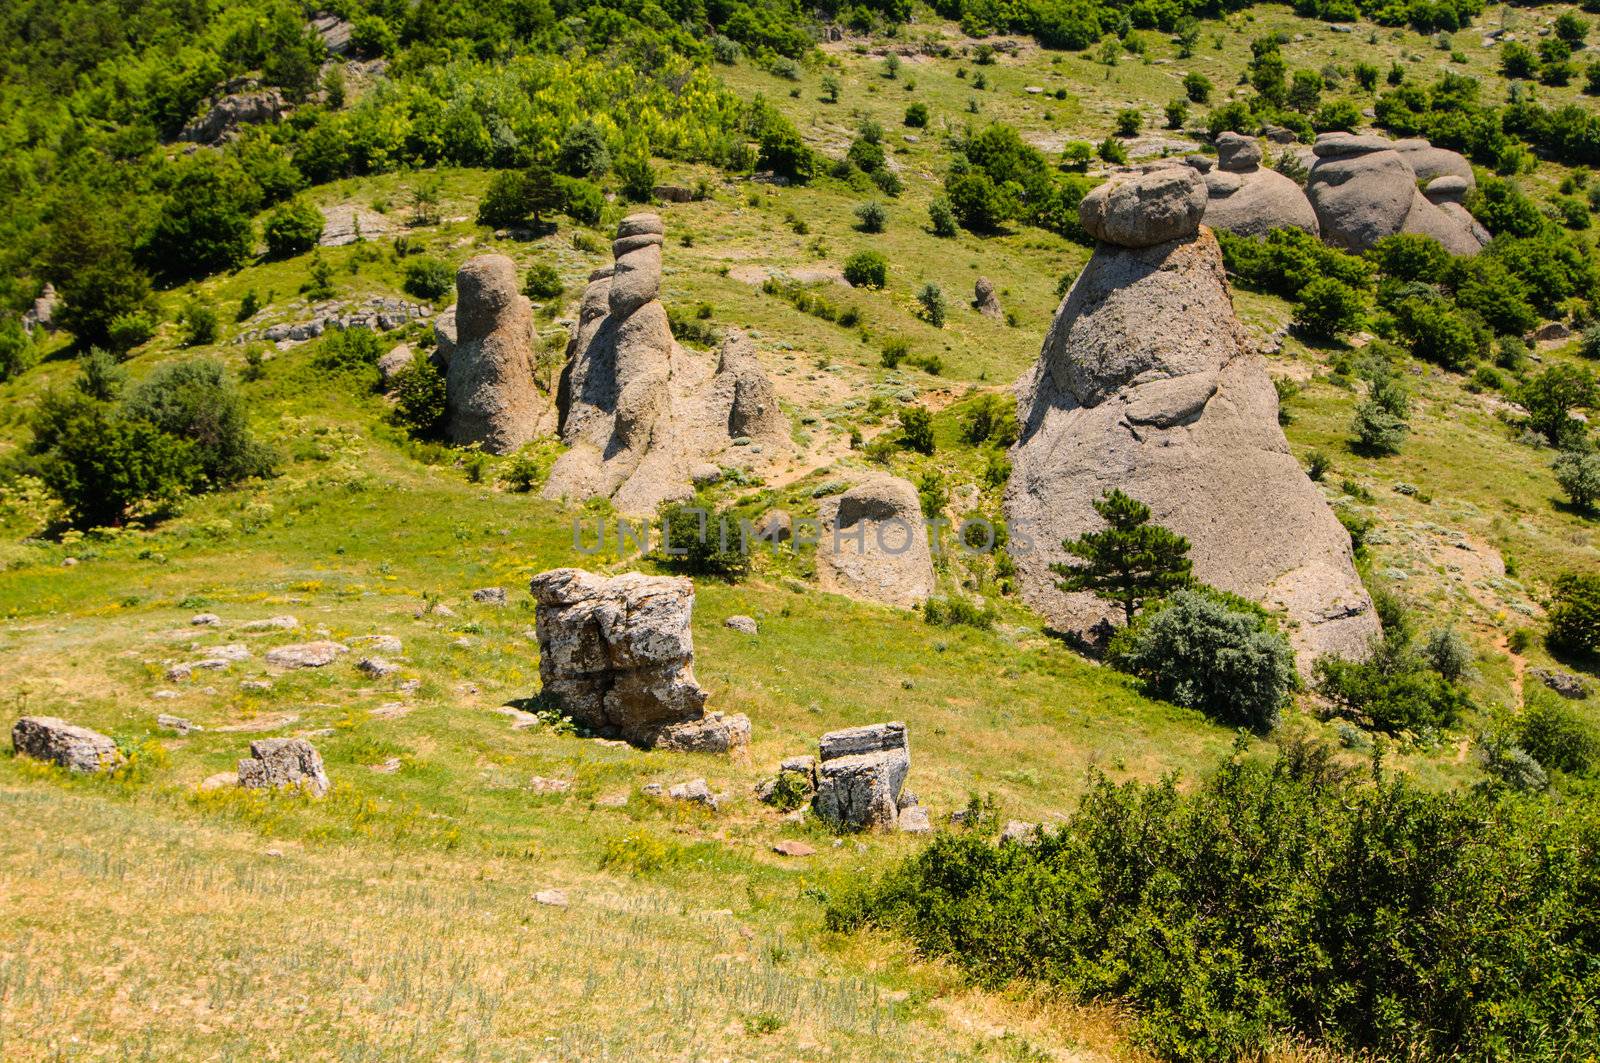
528,567,750,752
1188,131,1486,257
238,297,434,347
11,716,330,796
542,213,791,514
1189,132,1319,238
1005,166,1380,668
163,614,407,685
756,721,928,833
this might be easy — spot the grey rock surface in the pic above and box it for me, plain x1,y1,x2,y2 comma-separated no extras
1003,219,1379,670
444,255,555,454
813,722,909,831
237,737,330,796
815,476,935,609
12,716,122,773
1079,168,1207,248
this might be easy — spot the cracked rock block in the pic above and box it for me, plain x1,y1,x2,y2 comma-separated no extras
813,722,909,831
236,738,330,797
12,716,122,773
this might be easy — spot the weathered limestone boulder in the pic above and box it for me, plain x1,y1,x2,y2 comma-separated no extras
1423,176,1492,246
1306,133,1484,255
444,255,556,454
378,344,415,385
1079,167,1207,248
180,89,287,144
816,476,935,609
813,722,909,831
21,283,56,334
1004,168,1379,669
237,737,330,796
12,717,122,773
544,215,790,514
529,568,749,751
1192,133,1319,238
1393,138,1475,188
974,276,1003,319
752,508,793,544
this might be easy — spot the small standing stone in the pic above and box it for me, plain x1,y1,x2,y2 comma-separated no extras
236,738,330,796
813,722,910,832
974,276,1003,319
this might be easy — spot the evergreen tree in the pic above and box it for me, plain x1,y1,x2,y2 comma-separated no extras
1052,489,1192,624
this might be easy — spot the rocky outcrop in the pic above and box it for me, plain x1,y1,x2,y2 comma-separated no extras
1393,138,1475,189
444,255,557,454
1423,176,1491,246
21,283,56,334
543,214,790,514
1193,132,1319,238
974,276,1003,319
529,568,750,752
813,722,910,831
1306,133,1485,256
237,738,330,796
12,717,122,773
180,90,287,144
816,476,935,609
1004,167,1379,669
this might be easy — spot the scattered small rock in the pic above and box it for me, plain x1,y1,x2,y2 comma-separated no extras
357,656,400,679
897,807,933,834
157,714,199,735
242,616,299,631
198,771,237,792
772,840,817,857
534,889,570,907
530,776,572,793
668,778,719,810
595,791,630,808
471,587,508,606
1533,668,1592,700
191,613,222,626
265,641,350,668
724,615,758,635
348,634,404,655
369,756,403,773
1000,820,1040,845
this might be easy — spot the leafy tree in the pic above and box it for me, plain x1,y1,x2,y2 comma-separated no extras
262,198,324,258
1518,363,1598,447
1109,587,1297,731
476,165,563,228
1053,489,1192,625
1554,449,1600,511
1165,99,1189,130
41,407,199,528
1393,298,1490,370
757,122,817,183
654,498,751,581
1420,625,1474,682
1548,572,1600,658
1114,108,1142,137
139,161,256,281
181,302,218,347
0,316,36,382
42,197,157,350
1287,69,1323,112
561,178,604,225
1351,358,1410,456
843,250,888,288
557,120,611,177
122,358,272,486
390,357,447,438
616,152,656,201
1370,233,1451,283
1248,37,1288,106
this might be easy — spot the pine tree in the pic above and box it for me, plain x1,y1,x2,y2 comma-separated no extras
1052,489,1192,624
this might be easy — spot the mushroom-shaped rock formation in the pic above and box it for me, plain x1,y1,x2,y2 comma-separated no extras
816,476,936,610
1306,133,1485,256
543,214,791,515
1191,132,1319,238
1002,168,1379,669
442,254,557,453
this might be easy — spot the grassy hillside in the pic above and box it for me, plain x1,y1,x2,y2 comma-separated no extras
5,1,1600,1058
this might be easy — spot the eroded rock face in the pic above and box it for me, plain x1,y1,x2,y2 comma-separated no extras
529,567,749,751
12,717,122,773
1003,169,1379,670
816,476,935,609
1079,167,1208,248
445,255,556,454
544,215,791,515
975,276,1003,319
1307,133,1484,256
813,722,909,831
237,738,329,796
1193,133,1319,238
180,90,287,144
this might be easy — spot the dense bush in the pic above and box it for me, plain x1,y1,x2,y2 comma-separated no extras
1293,276,1365,338
898,406,935,455
312,327,383,375
854,201,888,233
1555,448,1600,511
831,739,1600,1061
1109,588,1297,731
40,406,200,527
524,261,565,301
1392,297,1490,369
1518,363,1598,448
402,257,454,301
1548,572,1600,659
1350,355,1410,455
138,159,256,281
654,498,751,581
390,356,447,439
1519,690,1600,776
843,250,888,288
261,198,324,258
122,358,272,487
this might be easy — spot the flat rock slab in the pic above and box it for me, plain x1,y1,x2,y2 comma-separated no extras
772,840,818,857
265,641,349,668
534,889,570,907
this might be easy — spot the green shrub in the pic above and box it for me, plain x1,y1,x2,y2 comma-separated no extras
923,595,995,630
1294,277,1365,339
928,197,958,237
1110,588,1296,731
262,198,324,258
854,201,888,233
916,283,946,327
1420,625,1474,682
391,357,447,439
654,498,751,582
181,303,219,347
1393,298,1490,370
313,327,383,374
41,407,200,528
561,177,605,225
960,393,1018,447
557,120,612,177
1315,645,1468,733
830,739,1600,1060
1548,572,1600,659
107,311,156,354
402,257,454,301
1096,136,1127,164
843,250,887,288
122,358,273,487
1519,690,1600,775
0,316,35,382
1183,71,1212,103
904,102,929,127
1164,99,1189,129
1114,108,1142,136
1518,364,1598,448
880,337,910,368
524,262,565,301
1555,449,1600,511
898,406,934,455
